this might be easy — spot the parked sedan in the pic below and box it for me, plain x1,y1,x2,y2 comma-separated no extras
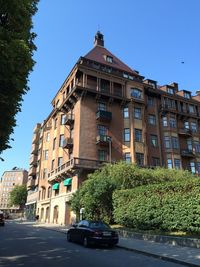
0,213,5,226
67,220,119,247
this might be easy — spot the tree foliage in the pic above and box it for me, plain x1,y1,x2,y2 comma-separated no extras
70,162,195,223
9,185,28,207
0,0,39,154
113,179,200,233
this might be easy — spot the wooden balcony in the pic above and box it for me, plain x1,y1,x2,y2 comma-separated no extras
96,135,111,146
62,138,73,149
181,149,195,158
178,128,192,136
64,114,74,126
96,110,112,122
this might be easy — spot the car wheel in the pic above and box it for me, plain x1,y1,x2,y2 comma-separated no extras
67,232,72,242
83,237,89,247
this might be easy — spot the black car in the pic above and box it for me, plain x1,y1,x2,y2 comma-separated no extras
0,213,5,226
67,220,119,247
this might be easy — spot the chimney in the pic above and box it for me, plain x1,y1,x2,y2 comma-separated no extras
94,31,104,47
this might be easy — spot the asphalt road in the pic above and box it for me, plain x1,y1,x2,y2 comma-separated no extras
0,221,185,267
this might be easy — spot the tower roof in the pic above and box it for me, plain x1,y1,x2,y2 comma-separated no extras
84,32,139,76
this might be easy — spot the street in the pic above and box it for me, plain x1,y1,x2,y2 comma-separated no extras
0,221,185,267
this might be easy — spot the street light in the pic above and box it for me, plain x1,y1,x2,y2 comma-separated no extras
107,136,112,163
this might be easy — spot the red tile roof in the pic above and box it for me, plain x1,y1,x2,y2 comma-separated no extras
84,45,139,76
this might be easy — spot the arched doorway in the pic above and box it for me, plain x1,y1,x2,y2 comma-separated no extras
45,207,49,223
53,205,59,224
40,208,44,222
65,202,71,225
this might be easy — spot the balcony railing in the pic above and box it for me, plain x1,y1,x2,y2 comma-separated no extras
31,143,38,155
181,149,195,158
62,138,73,149
96,135,111,146
28,166,37,176
47,157,106,182
96,110,112,122
64,114,74,126
29,154,38,166
178,128,192,136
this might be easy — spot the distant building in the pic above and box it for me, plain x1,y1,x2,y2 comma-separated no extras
28,32,200,225
0,168,28,214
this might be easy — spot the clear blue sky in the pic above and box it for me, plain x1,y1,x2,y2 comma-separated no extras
1,0,200,176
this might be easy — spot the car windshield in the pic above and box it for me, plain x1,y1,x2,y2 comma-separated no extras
89,221,110,229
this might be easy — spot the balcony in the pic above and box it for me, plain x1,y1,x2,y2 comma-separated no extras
33,123,41,134
96,110,112,122
181,149,195,158
48,157,106,182
29,154,38,166
31,144,38,155
62,138,73,149
64,114,74,126
28,166,37,176
96,135,111,146
32,133,39,144
27,177,36,189
178,128,192,136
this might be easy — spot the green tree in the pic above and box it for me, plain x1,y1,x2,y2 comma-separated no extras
0,0,39,154
9,185,27,207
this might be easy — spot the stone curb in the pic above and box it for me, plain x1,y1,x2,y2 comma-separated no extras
36,226,199,267
117,230,200,249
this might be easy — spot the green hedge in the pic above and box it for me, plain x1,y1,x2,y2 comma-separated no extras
113,179,200,233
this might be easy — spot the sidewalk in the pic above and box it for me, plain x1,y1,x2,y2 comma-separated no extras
22,221,200,267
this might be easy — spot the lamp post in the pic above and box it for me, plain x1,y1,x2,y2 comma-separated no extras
107,137,112,163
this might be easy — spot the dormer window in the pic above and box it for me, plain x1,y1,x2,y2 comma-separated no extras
106,56,113,63
184,91,191,99
167,87,174,94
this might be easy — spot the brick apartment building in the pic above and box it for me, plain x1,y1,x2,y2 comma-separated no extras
0,168,28,215
27,32,200,225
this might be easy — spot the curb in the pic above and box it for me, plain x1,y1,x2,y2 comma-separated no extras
36,225,199,267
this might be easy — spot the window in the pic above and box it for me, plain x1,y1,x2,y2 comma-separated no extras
194,142,200,153
148,114,156,125
190,161,195,174
196,162,200,174
167,87,174,94
189,105,195,113
168,99,176,109
152,157,160,167
164,136,171,149
124,128,130,142
51,159,55,171
187,139,193,151
191,122,197,132
54,118,58,129
162,116,168,127
98,125,107,136
46,132,50,142
184,92,191,99
98,102,106,111
136,153,144,167
100,79,110,92
174,159,181,169
61,114,66,125
58,157,63,167
150,135,158,147
134,107,142,119
123,107,129,118
167,159,173,169
106,55,113,63
135,129,142,142
53,138,56,150
98,150,107,161
44,150,48,160
130,88,142,99
43,168,47,179
124,153,131,163
184,121,189,129
147,96,154,106
59,134,64,147
172,136,179,149
169,117,176,128
47,186,51,198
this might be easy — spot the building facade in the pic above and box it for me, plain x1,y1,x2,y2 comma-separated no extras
0,168,28,215
29,32,200,225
